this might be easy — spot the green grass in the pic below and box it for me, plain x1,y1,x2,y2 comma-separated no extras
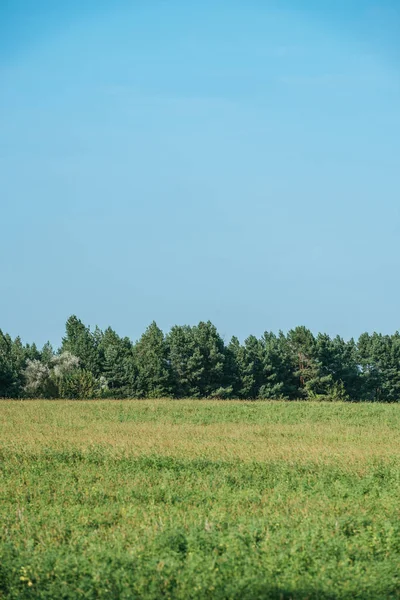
1,400,400,599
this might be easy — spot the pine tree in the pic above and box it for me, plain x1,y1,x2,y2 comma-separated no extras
99,327,133,396
62,316,102,377
357,333,383,401
286,326,331,398
0,330,15,397
357,332,400,402
383,332,400,401
132,322,171,398
191,321,228,397
225,337,242,397
167,325,205,397
59,369,97,399
258,332,298,399
41,342,55,365
0,331,33,397
227,335,263,399
314,334,359,400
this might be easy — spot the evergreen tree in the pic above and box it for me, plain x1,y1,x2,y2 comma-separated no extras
357,332,400,402
314,334,360,400
6,315,400,402
225,336,242,397
382,332,400,401
258,332,298,399
59,369,97,399
61,316,102,377
286,326,331,398
167,325,205,398
0,330,15,397
41,342,55,365
190,321,228,397
228,335,263,399
0,331,34,397
99,327,133,396
357,333,383,401
132,322,171,398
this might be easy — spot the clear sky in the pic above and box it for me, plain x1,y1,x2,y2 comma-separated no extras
1,1,400,347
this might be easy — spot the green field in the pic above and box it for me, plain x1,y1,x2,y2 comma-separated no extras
1,400,400,599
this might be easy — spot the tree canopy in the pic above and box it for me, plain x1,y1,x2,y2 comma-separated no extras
2,317,400,401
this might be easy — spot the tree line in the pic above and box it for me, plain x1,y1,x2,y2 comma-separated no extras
1,315,400,401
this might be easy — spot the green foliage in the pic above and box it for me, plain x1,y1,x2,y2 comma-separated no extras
190,321,226,397
40,341,55,365
62,315,102,377
132,322,172,398
23,359,56,398
167,325,205,397
0,331,15,397
1,400,400,599
358,332,400,402
228,335,263,398
258,332,298,399
99,327,133,396
58,368,97,399
0,331,38,397
209,385,234,399
3,316,400,400
24,351,81,398
168,322,227,398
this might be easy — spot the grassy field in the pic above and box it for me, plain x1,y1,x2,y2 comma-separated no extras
1,400,400,599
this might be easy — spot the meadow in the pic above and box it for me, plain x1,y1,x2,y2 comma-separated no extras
1,400,400,599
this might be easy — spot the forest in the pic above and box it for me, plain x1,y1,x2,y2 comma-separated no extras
1,315,400,401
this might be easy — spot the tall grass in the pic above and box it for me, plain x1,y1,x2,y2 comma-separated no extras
1,400,399,599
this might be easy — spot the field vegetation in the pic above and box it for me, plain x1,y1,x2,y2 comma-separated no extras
1,400,400,599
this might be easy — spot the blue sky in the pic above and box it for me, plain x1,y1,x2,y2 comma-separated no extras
1,1,400,347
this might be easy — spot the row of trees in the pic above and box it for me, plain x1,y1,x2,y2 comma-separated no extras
1,316,400,401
